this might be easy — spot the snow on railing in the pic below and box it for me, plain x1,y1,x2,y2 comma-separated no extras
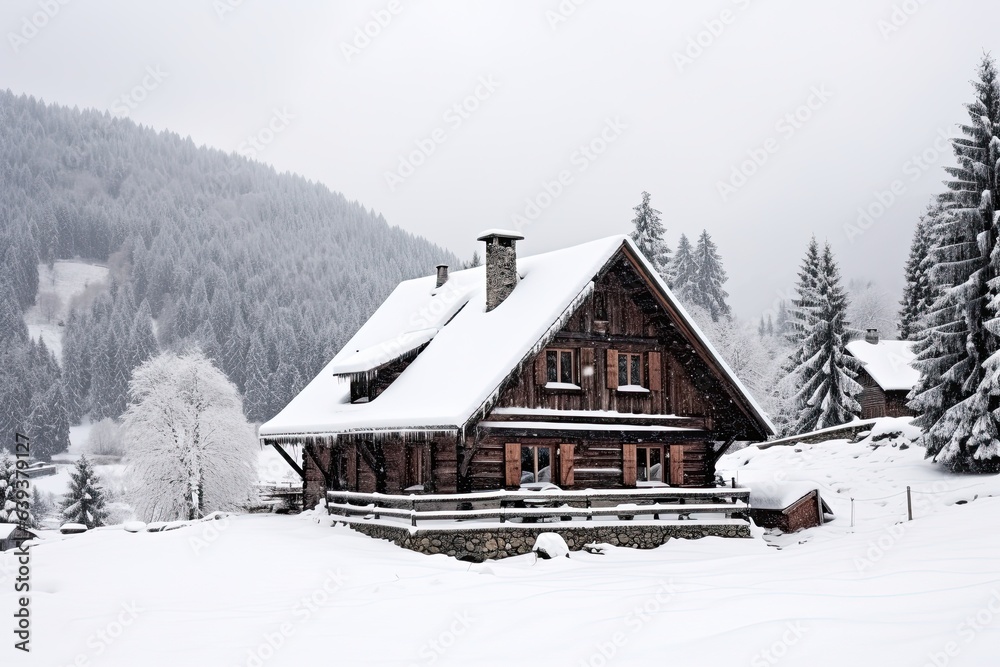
326,487,750,527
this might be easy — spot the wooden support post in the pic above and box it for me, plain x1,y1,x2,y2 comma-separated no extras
269,442,304,480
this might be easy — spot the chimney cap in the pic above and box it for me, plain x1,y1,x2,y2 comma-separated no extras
476,228,524,242
435,263,449,269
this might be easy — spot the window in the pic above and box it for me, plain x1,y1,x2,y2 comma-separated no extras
636,446,665,484
546,349,577,385
520,445,553,485
618,353,643,387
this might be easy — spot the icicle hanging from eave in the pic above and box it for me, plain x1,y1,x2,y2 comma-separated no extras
333,342,431,384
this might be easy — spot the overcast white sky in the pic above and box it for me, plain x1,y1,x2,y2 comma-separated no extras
3,0,998,319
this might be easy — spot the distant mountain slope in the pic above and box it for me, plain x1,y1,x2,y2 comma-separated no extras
0,89,458,435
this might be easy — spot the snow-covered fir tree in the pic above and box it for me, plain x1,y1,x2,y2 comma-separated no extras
26,381,70,461
911,54,1000,472
60,454,107,528
690,230,731,322
123,349,257,521
629,191,671,278
898,200,942,340
669,233,697,296
0,450,34,526
788,243,863,434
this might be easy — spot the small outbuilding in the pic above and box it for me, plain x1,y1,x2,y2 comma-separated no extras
845,330,919,419
748,484,832,533
0,523,36,552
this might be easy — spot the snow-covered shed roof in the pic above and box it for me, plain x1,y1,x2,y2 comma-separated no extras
0,523,34,540
845,339,919,392
259,235,774,440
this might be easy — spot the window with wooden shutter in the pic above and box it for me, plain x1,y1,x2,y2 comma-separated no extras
559,444,574,487
505,443,520,487
622,444,637,486
606,349,618,389
647,351,662,392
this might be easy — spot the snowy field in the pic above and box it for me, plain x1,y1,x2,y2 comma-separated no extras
4,419,1000,666
24,260,108,359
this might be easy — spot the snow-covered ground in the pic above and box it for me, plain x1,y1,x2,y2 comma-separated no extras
4,418,1000,666
24,260,109,359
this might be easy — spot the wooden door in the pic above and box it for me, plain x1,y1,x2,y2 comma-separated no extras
669,445,685,486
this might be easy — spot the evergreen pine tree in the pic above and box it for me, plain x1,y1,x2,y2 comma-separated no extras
912,54,1000,471
0,451,34,525
27,382,70,460
690,230,731,322
60,454,108,528
244,333,270,422
0,279,28,346
776,301,791,337
789,243,863,433
774,238,824,435
629,191,671,278
669,233,697,299
898,201,940,340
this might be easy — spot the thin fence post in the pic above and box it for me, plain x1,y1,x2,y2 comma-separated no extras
850,497,855,528
906,486,913,521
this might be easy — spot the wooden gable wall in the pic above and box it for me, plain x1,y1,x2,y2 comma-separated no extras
491,252,759,433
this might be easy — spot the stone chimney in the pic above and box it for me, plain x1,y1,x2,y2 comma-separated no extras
435,264,449,288
865,328,879,345
477,229,524,312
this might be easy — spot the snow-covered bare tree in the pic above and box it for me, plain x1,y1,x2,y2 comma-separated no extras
123,349,257,521
87,418,126,457
629,191,671,278
60,454,107,528
911,54,1000,472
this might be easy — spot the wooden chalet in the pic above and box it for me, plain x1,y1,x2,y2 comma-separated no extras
259,232,774,507
845,330,918,420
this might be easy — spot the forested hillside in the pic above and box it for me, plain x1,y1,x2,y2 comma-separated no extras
0,90,457,456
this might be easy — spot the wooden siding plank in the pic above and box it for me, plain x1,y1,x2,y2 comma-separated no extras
559,443,575,487
606,349,619,389
534,353,547,386
622,444,637,486
504,442,520,488
647,351,662,392
669,444,685,486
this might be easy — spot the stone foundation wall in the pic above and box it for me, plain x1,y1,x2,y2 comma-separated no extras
339,520,751,561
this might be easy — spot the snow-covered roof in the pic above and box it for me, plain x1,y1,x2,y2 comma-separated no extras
845,339,919,392
259,235,774,439
329,328,439,376
0,523,33,539
749,482,821,511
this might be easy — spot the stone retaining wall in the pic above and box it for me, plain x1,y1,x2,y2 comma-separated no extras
338,520,751,561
